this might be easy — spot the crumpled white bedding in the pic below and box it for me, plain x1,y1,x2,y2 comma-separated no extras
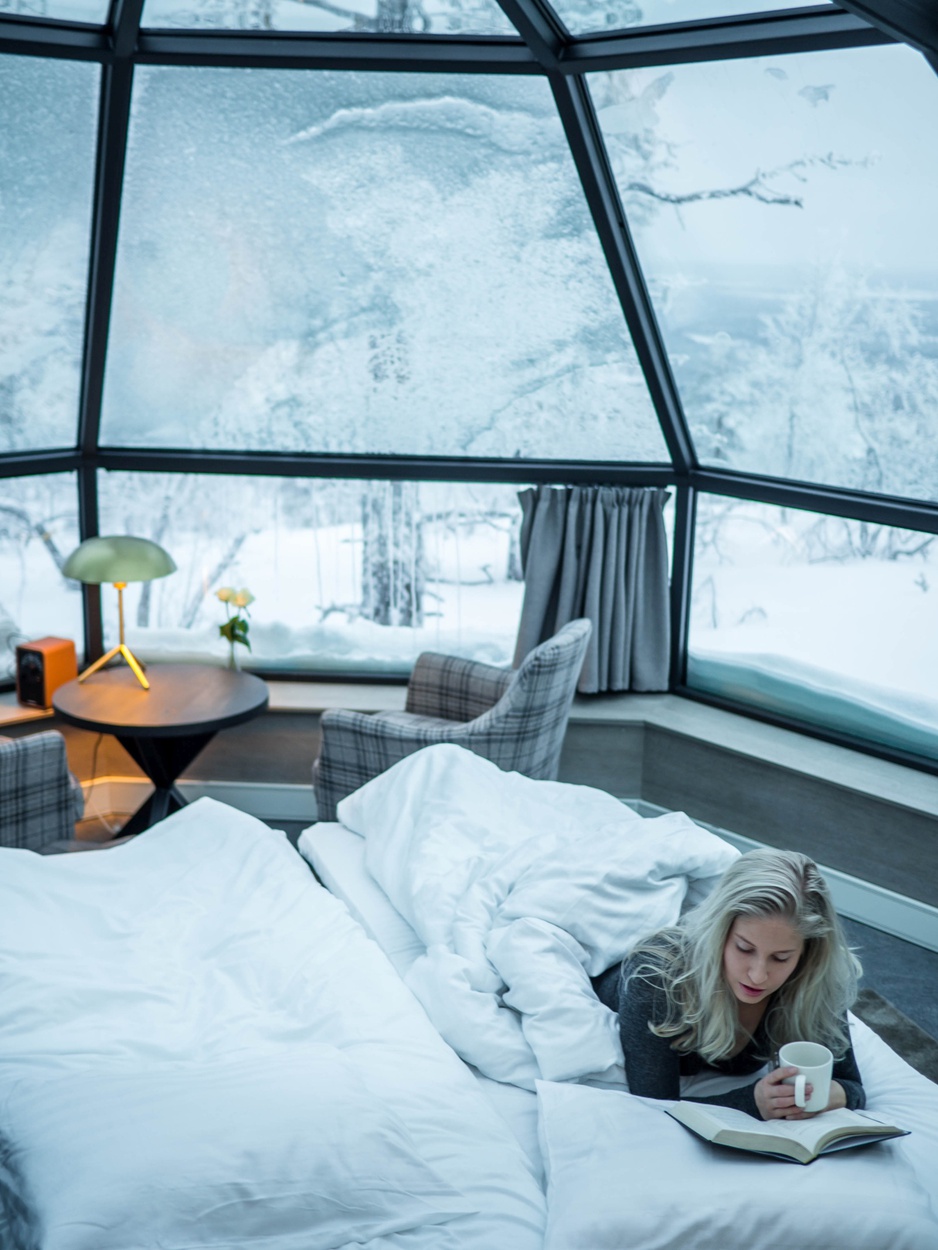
0,797,546,1250
337,745,739,1088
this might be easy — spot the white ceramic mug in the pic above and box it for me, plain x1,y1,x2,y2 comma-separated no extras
778,1041,833,1112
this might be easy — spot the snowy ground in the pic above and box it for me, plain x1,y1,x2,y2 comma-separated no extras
689,502,938,746
0,512,523,678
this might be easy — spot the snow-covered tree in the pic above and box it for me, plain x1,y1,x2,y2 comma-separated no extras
689,262,938,501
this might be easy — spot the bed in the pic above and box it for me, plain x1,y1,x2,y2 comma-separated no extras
298,744,938,1250
0,795,545,1250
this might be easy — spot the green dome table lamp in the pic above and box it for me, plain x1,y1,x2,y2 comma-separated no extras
62,536,177,691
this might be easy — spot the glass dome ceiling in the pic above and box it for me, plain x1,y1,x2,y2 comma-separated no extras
140,0,519,34
1,0,936,772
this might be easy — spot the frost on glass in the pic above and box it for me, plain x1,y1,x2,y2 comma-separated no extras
102,69,665,462
592,45,938,502
0,56,98,452
141,0,515,36
551,0,830,36
0,474,82,679
688,495,938,759
97,472,525,674
0,1,110,21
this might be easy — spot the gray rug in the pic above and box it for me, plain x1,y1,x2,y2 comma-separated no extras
853,988,938,1084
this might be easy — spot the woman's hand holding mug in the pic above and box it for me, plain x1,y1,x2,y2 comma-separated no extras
755,1065,811,1120
756,1041,841,1119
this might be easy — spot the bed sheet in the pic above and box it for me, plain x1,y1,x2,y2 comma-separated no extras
537,1014,938,1250
0,798,545,1250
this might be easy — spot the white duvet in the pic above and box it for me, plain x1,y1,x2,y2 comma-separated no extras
0,798,545,1250
337,745,739,1088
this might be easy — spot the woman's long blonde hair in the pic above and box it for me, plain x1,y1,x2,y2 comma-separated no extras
627,849,860,1064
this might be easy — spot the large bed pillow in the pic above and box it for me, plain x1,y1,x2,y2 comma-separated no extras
536,1080,938,1250
0,1047,472,1250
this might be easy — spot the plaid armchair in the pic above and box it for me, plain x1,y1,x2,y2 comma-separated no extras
312,618,592,822
0,731,85,853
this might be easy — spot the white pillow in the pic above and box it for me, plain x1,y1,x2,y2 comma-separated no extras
536,1081,938,1250
0,1048,472,1250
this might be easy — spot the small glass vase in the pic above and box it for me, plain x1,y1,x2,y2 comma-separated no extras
227,642,240,670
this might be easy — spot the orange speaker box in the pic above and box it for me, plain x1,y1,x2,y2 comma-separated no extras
16,636,78,709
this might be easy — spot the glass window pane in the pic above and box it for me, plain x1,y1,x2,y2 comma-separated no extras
0,2,110,21
97,471,526,674
593,44,938,501
0,55,98,452
688,495,938,759
102,68,666,463
0,473,82,680
553,1,830,36
141,0,516,36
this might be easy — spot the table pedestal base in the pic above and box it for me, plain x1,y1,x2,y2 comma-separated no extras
116,732,215,837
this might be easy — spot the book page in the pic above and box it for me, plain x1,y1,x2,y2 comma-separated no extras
678,1102,881,1150
679,1103,764,1134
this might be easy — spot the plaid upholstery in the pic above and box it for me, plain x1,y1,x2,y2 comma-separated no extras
313,619,592,821
404,653,513,720
0,731,85,853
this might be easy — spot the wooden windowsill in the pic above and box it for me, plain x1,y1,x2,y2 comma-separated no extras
0,694,53,727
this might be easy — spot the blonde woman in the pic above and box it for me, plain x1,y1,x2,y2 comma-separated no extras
592,849,864,1120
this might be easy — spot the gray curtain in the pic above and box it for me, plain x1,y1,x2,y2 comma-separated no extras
513,485,671,694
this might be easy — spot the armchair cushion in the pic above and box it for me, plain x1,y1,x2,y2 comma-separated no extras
404,653,513,721
0,731,84,853
313,619,592,822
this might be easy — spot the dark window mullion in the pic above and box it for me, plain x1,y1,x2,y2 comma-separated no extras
0,452,81,480
76,0,144,662
0,21,107,60
78,3,143,462
692,469,938,536
836,1,938,61
562,10,890,73
78,60,133,464
76,463,102,667
669,480,695,690
494,0,565,68
548,71,695,475
135,33,539,72
110,0,146,57
92,447,676,486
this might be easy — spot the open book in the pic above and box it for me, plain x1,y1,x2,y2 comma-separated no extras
665,1100,908,1164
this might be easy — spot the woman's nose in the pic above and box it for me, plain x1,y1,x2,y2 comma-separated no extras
748,961,768,984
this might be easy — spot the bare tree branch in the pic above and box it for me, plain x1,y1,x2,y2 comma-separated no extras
623,154,867,210
0,504,70,575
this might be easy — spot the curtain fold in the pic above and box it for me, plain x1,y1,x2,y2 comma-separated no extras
514,485,670,694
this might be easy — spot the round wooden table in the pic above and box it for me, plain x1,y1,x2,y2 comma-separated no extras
53,663,269,836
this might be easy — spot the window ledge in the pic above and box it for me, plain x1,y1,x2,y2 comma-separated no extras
268,682,938,821
568,692,938,819
0,695,53,728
